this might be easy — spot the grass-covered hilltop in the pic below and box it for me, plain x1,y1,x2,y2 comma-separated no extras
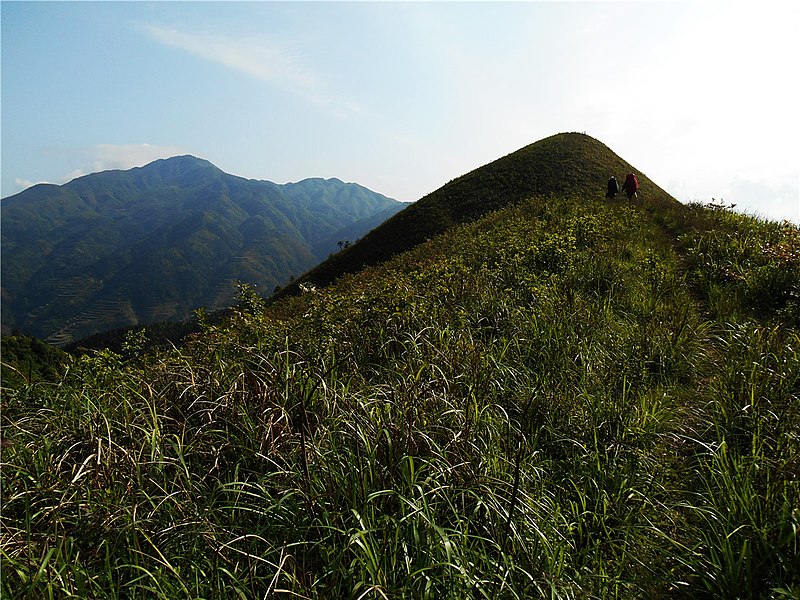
2,133,799,598
275,131,678,297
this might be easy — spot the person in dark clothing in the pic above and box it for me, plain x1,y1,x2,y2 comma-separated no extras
622,172,639,200
606,176,619,198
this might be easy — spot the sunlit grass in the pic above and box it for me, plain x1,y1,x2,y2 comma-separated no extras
2,195,798,598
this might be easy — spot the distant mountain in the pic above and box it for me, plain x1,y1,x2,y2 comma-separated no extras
276,132,681,298
1,156,404,343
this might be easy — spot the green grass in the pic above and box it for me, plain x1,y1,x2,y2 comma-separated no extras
2,191,798,598
0,335,68,388
276,132,680,297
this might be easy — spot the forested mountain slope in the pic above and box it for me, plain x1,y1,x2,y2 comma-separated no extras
1,157,403,342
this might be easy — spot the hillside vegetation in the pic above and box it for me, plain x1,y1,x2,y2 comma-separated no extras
1,157,403,343
2,134,799,598
277,132,678,297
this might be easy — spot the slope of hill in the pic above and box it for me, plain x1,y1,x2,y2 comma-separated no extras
2,135,798,598
277,132,680,296
1,157,404,342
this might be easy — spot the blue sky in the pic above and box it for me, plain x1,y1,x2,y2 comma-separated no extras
2,1,798,223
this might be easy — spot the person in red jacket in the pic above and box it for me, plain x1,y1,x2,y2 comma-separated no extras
622,172,639,200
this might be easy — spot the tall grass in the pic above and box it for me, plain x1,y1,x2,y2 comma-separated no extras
2,196,798,598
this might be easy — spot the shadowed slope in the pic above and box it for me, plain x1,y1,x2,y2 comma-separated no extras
1,157,402,342
278,132,681,296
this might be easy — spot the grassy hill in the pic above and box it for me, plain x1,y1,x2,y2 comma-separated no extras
2,135,799,598
276,132,679,296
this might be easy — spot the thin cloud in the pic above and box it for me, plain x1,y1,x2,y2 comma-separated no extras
81,143,187,174
52,143,186,185
139,23,360,117
724,175,800,225
14,177,38,190
141,24,316,88
10,143,187,193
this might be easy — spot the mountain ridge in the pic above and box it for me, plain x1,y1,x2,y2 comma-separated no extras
1,156,405,343
276,132,681,298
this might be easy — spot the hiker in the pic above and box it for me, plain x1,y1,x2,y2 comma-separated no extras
606,176,619,199
622,172,639,200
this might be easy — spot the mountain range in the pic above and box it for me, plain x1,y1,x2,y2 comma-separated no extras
1,156,404,343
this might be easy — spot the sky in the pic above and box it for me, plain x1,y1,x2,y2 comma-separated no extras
2,1,799,223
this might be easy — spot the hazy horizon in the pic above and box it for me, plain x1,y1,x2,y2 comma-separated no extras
3,1,798,222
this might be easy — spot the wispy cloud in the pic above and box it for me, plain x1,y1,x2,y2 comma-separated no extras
141,24,316,88
139,23,360,117
14,177,37,190
13,144,188,191
723,175,800,225
75,143,187,175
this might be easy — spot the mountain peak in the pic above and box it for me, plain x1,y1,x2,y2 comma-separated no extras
1,165,402,342
49,155,224,192
278,132,681,296
136,155,221,180
146,154,216,169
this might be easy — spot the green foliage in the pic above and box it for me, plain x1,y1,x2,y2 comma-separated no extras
278,132,680,298
2,152,798,598
677,205,800,325
1,334,68,386
663,322,800,598
1,158,403,343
